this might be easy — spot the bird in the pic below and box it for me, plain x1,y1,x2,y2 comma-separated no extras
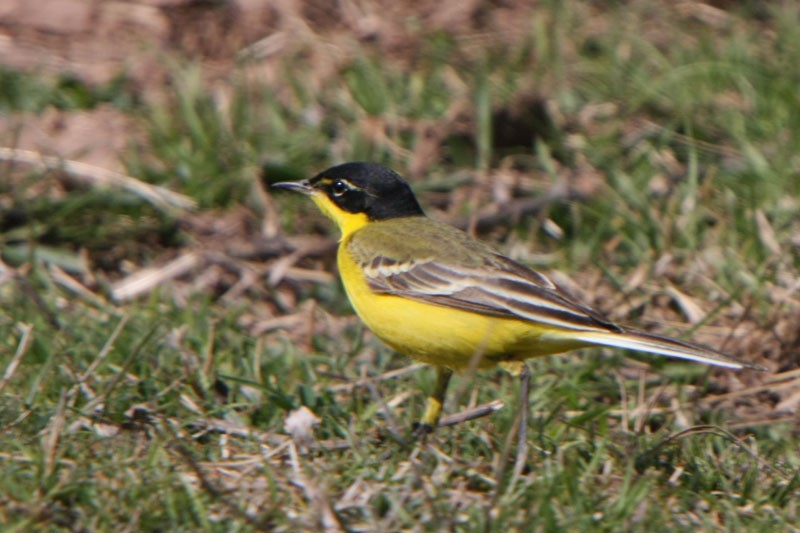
272,161,760,441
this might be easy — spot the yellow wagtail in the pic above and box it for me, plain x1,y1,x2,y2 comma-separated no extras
273,162,760,436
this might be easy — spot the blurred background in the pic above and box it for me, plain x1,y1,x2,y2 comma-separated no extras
0,1,798,530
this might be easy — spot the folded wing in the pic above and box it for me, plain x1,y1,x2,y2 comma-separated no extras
362,252,622,333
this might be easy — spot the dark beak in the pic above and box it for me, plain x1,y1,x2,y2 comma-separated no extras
272,179,313,195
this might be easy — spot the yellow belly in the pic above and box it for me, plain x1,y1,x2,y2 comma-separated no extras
337,246,589,370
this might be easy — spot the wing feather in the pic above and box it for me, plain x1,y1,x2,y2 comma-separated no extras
361,250,620,333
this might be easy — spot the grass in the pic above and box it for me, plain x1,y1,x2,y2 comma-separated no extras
1,1,799,530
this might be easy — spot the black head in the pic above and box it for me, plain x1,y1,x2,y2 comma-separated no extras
277,162,425,221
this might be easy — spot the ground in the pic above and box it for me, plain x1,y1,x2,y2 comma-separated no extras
0,1,798,531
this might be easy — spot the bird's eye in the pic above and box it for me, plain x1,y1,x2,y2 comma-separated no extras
331,180,349,197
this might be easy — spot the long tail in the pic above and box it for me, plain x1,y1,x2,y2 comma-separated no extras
560,327,764,370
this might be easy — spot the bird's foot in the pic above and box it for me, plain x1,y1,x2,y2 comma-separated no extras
410,421,434,442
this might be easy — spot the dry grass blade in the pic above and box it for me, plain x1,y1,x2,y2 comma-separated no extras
42,390,68,479
701,368,800,405
664,284,707,325
172,440,269,529
754,209,781,255
78,316,128,384
110,252,202,302
651,425,789,477
184,416,284,445
48,263,108,309
438,400,505,428
6,265,62,329
450,181,570,233
268,247,314,286
0,147,196,213
328,363,426,392
0,323,33,394
288,442,346,532
364,379,404,440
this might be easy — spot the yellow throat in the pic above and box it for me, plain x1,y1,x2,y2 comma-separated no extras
309,191,370,239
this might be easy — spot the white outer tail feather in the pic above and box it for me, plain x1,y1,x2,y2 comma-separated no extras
558,328,759,370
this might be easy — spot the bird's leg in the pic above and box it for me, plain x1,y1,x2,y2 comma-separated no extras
411,366,453,439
